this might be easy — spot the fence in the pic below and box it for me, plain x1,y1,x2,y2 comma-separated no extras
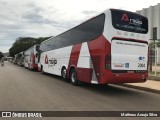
148,47,160,77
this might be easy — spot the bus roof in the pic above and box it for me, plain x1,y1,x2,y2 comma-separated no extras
41,8,147,44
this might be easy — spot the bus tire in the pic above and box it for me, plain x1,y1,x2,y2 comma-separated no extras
70,68,79,86
61,67,67,80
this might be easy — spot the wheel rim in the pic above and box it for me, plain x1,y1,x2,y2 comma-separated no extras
62,69,66,78
71,71,76,83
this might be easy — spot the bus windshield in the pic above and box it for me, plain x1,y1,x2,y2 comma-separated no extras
111,9,148,34
36,45,40,52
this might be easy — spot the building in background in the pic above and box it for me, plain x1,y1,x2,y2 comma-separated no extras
136,3,160,40
136,3,160,64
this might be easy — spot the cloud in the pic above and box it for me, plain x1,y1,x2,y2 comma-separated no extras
22,3,76,28
22,13,50,24
21,2,83,36
82,10,98,15
1,0,160,53
0,1,87,52
0,1,7,5
22,3,48,24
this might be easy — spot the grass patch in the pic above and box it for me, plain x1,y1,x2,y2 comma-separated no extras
149,71,160,76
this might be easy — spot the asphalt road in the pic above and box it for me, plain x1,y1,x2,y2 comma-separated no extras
0,61,160,119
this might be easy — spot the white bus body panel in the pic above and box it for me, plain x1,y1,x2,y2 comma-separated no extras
103,10,149,43
41,46,72,75
77,42,91,68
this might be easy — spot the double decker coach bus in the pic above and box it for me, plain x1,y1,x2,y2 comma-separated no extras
24,45,40,70
13,54,18,64
38,9,148,85
17,51,24,66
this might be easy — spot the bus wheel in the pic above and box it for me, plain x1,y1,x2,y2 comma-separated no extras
70,69,79,86
61,67,67,79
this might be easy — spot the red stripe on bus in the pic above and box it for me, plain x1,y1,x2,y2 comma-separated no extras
67,44,82,77
87,35,105,83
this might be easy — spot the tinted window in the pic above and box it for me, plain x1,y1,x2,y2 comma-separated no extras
40,14,105,52
39,44,43,52
40,42,47,52
36,45,40,51
18,54,22,58
111,9,148,34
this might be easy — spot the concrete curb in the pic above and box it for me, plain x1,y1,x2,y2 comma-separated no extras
116,84,160,94
148,76,160,81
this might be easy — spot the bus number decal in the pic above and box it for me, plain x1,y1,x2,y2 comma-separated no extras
138,63,145,68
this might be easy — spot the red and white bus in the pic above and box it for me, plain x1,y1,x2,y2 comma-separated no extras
13,54,18,65
17,51,25,67
24,45,40,70
38,9,148,85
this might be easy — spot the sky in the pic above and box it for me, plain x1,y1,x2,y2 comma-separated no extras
0,0,160,53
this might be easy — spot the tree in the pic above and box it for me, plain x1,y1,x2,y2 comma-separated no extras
0,51,4,60
148,41,160,71
149,42,155,71
9,37,51,57
156,41,160,47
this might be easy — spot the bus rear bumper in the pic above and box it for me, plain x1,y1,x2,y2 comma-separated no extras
100,72,148,84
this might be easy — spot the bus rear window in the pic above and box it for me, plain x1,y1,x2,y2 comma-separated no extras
111,9,148,34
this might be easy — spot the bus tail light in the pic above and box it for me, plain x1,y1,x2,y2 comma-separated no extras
105,55,111,69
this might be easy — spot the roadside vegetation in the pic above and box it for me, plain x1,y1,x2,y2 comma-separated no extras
9,37,52,57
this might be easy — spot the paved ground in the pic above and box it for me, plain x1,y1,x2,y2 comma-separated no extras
121,80,160,94
152,66,160,71
128,80,160,90
0,62,160,120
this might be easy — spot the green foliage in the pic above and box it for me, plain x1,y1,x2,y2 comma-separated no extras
156,41,160,47
149,41,160,51
149,42,155,51
9,37,51,57
0,51,4,60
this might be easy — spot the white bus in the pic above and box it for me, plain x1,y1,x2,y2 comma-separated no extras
17,51,24,66
24,45,40,70
38,9,148,85
13,54,18,65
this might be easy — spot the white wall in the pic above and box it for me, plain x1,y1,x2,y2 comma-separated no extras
136,3,160,40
